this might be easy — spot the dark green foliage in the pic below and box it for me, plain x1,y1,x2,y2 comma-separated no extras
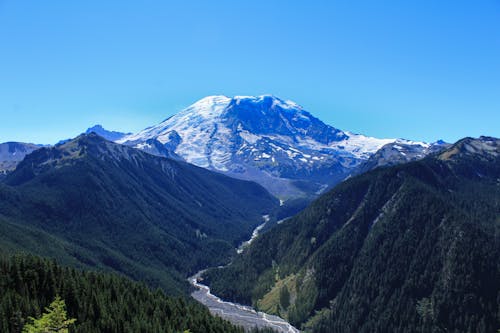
0,252,247,333
0,133,277,294
204,137,500,332
279,285,290,309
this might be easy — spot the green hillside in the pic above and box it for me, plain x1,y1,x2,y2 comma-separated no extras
204,137,500,332
0,251,272,333
0,133,278,294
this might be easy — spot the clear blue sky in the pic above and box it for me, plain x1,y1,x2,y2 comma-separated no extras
0,0,499,144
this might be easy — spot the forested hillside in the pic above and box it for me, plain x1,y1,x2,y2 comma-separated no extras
0,252,249,333
204,137,500,333
0,133,277,294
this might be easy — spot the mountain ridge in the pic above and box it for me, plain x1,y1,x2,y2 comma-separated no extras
0,142,42,174
203,136,500,332
0,133,278,294
118,95,447,198
0,96,449,197
85,124,131,141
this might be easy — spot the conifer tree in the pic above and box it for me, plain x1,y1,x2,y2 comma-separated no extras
22,296,76,333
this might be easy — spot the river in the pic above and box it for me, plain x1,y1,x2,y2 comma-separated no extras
189,215,300,332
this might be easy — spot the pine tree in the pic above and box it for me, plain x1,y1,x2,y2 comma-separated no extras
22,296,76,333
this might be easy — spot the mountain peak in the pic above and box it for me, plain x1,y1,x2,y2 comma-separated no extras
439,136,499,161
174,95,232,121
117,95,436,198
86,124,106,132
190,95,231,107
8,132,161,186
55,132,106,148
230,95,303,111
179,95,304,119
85,124,130,141
0,141,41,173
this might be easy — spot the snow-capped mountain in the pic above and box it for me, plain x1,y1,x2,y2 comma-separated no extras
118,95,439,198
355,139,450,174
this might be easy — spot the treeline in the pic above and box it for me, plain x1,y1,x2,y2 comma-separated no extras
0,252,273,333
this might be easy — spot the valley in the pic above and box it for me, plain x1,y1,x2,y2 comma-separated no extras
0,133,278,294
0,130,497,333
190,269,299,333
190,215,300,332
203,137,500,332
1,2,497,331
0,99,496,333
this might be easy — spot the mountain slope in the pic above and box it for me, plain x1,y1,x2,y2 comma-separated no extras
118,95,441,198
0,133,278,294
203,136,500,333
0,142,40,174
0,251,248,333
354,139,450,174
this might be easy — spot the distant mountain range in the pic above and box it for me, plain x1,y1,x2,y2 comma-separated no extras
0,142,41,174
0,95,448,198
354,139,450,175
54,125,131,146
203,136,500,332
117,95,448,198
85,124,131,141
0,133,277,294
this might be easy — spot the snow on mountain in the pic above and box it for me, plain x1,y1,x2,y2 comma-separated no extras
120,96,232,169
355,139,450,174
118,95,434,198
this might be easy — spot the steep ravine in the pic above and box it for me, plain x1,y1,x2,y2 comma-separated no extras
189,216,300,333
